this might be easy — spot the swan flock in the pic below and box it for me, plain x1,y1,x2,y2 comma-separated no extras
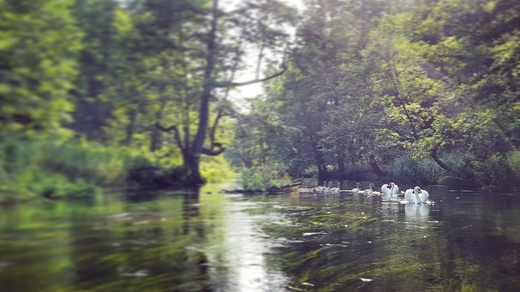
300,181,434,204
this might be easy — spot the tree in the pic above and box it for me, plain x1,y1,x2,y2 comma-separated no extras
149,0,294,184
410,0,520,158
0,0,82,137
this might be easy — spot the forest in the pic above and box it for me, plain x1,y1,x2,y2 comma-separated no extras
1,0,519,203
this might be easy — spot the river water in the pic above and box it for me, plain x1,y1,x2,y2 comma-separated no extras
1,183,520,291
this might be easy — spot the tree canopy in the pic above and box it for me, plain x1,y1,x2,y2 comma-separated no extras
1,0,519,191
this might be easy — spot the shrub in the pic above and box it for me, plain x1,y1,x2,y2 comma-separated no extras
241,161,291,191
507,151,520,187
200,155,236,183
438,153,478,189
388,155,443,185
0,137,163,202
473,154,511,191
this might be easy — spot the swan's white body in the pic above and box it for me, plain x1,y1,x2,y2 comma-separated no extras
381,182,399,200
314,181,329,194
329,182,341,194
404,186,429,204
363,183,380,196
345,182,362,194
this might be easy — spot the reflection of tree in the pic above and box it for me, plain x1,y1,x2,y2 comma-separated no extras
182,192,202,237
68,204,118,288
64,192,215,291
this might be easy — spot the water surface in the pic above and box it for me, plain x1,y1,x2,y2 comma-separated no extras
1,184,519,291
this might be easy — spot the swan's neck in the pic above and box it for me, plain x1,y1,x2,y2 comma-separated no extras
414,190,420,202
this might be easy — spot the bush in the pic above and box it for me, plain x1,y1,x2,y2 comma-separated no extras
507,151,520,187
200,155,236,183
343,166,375,182
438,153,478,189
241,161,291,192
0,137,165,202
473,154,511,191
388,155,443,186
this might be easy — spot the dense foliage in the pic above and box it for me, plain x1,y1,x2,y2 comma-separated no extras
228,0,520,191
0,0,295,201
1,0,519,199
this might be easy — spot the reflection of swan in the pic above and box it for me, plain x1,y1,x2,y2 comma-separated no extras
381,182,399,200
404,203,430,222
405,186,429,204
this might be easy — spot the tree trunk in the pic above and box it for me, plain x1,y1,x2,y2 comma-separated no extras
183,149,203,185
189,0,220,184
314,149,328,184
124,108,137,146
150,100,166,152
431,150,451,171
337,153,346,176
369,154,386,178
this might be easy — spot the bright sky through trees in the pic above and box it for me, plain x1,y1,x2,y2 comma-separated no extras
221,0,304,111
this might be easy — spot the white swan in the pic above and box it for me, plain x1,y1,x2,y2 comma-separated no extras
404,186,429,204
329,181,341,194
345,182,361,194
353,182,361,193
381,182,399,201
362,183,380,196
314,181,329,194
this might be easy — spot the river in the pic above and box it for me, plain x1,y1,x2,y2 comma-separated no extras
1,183,520,291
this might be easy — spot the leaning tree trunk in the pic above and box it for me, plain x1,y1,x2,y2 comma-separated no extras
369,154,386,178
337,152,346,176
431,148,451,171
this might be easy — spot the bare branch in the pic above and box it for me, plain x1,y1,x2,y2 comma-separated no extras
209,110,224,145
155,122,184,150
213,63,287,88
201,143,226,156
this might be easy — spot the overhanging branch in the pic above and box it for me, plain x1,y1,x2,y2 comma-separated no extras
213,63,287,88
155,122,184,151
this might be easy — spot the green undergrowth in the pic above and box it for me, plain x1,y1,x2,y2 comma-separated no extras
0,137,144,202
387,153,519,191
241,161,292,191
0,136,234,203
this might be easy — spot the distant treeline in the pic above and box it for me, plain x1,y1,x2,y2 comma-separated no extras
225,0,520,191
1,0,519,199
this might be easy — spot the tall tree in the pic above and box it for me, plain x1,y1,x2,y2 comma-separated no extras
0,0,82,137
72,0,120,140
149,0,294,184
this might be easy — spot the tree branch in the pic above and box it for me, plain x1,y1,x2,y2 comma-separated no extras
155,122,184,151
431,146,451,171
201,143,226,156
212,63,287,88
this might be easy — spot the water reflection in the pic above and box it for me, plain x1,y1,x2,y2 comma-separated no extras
1,186,520,291
212,197,289,291
404,203,430,222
